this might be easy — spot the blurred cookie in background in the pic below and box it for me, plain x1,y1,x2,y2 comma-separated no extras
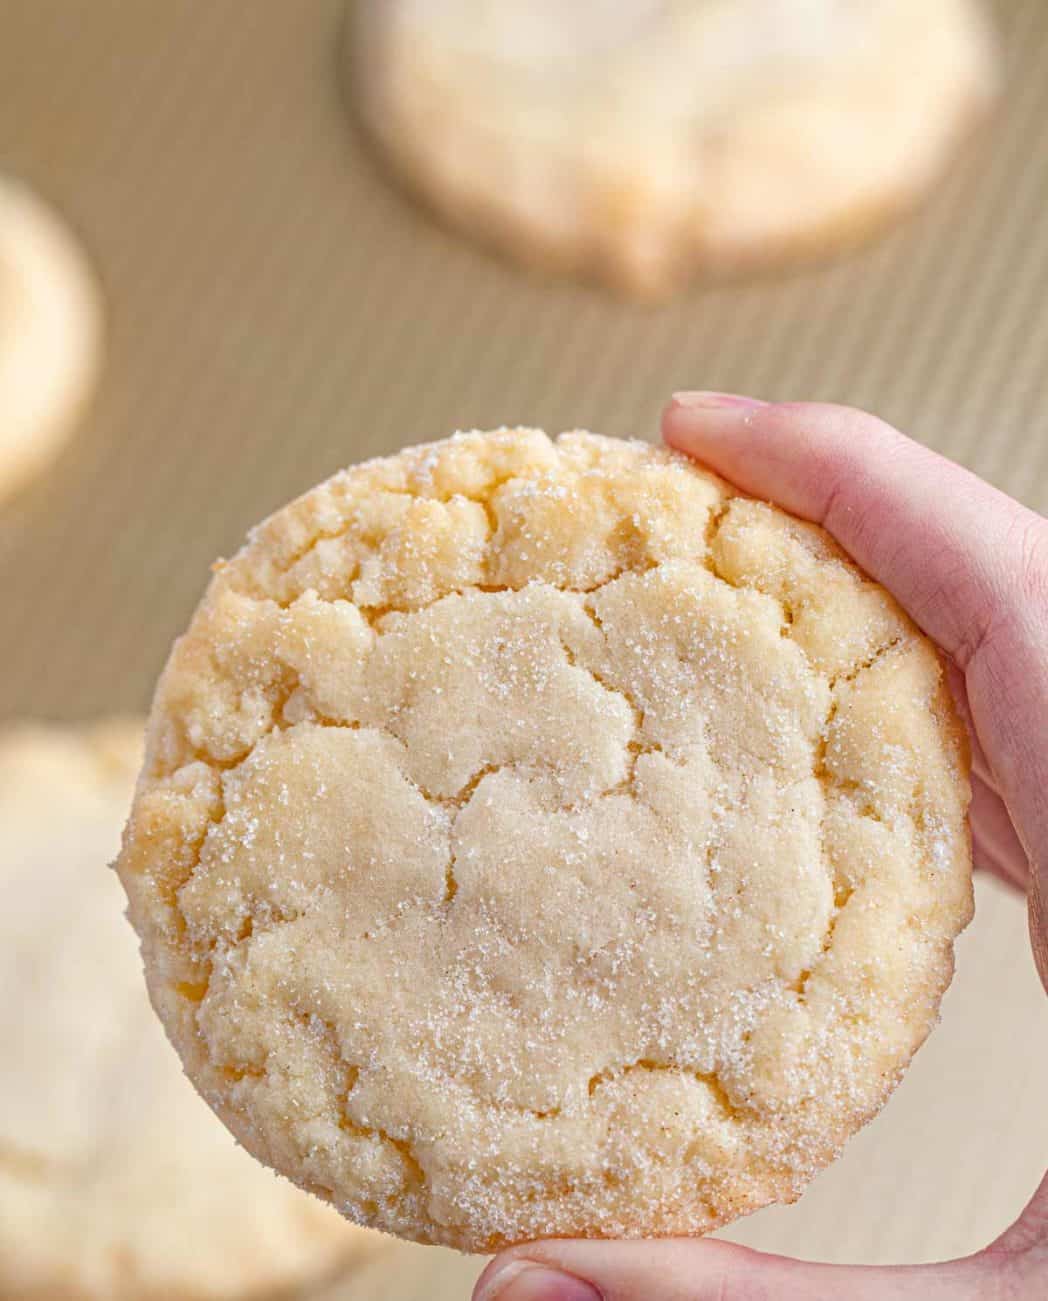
310,1239,484,1301
0,722,377,1301
348,0,999,295
0,178,102,502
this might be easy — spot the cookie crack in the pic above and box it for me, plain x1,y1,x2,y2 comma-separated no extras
443,846,459,905
432,762,503,810
598,740,667,803
339,1113,428,1192
162,785,228,1009
586,1059,739,1123
829,636,903,690
298,569,650,625
702,502,805,640
168,564,658,782
573,603,646,731
798,639,906,998
560,630,644,732
558,619,647,804
266,489,432,581
323,1041,428,1200
813,636,904,825
703,500,732,558
220,1007,432,1205
792,884,855,1000
267,471,523,588
188,486,888,795
702,505,915,686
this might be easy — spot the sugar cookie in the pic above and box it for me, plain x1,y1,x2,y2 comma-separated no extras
0,722,369,1299
350,1,999,293
118,430,972,1250
0,179,102,499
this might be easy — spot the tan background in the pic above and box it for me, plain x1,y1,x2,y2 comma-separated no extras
1,2,1045,1297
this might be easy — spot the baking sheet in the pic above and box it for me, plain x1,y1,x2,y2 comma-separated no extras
1,2,1045,1295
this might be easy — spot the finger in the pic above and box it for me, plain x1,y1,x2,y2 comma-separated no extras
662,395,1041,672
940,659,1029,890
939,627,1032,890
473,1238,998,1301
970,771,1030,892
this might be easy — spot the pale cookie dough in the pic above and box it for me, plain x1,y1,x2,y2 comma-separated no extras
349,0,999,294
0,722,371,1300
0,179,102,499
117,430,973,1251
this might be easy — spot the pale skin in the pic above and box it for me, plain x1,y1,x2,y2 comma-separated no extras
473,396,1048,1301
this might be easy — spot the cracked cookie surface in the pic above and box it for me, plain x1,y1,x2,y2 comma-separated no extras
0,723,367,1300
117,429,973,1251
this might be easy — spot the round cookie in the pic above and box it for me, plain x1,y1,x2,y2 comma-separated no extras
0,722,372,1300
349,0,999,294
0,179,102,499
117,430,973,1251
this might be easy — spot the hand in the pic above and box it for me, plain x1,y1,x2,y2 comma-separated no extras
473,397,1048,1301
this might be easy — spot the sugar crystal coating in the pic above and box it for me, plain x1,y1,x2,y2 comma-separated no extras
117,430,972,1250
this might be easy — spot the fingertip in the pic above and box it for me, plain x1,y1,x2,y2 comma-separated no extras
663,396,895,452
668,391,769,412
473,1254,600,1301
473,1249,527,1301
662,395,937,531
663,391,766,438
472,1253,523,1301
662,395,819,515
